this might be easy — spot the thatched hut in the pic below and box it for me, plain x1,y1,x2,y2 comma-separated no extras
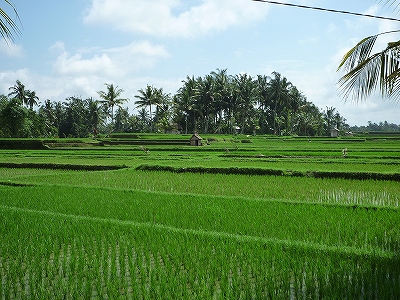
190,133,203,146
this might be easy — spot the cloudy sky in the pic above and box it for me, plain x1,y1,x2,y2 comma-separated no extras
1,0,400,126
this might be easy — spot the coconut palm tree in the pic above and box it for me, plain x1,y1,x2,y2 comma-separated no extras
175,76,202,133
211,69,235,133
97,83,128,125
337,1,400,102
152,87,171,127
134,85,159,132
1,0,21,43
8,80,26,105
268,72,294,134
86,97,103,135
233,73,256,134
25,90,39,110
196,74,215,133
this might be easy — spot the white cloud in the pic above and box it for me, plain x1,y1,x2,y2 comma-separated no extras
52,41,169,78
84,0,270,37
0,69,31,94
0,40,23,57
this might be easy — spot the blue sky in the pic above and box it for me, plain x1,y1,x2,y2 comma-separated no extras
1,0,400,126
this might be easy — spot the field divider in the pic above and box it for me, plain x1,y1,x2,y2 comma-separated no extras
136,164,400,181
0,204,395,260
0,162,128,171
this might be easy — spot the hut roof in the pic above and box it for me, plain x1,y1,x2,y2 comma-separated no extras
190,133,203,140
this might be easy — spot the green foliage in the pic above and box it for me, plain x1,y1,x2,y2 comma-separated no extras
1,70,354,138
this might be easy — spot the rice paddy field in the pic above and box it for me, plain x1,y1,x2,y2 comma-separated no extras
0,134,399,299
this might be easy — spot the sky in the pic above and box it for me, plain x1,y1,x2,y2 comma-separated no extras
1,0,400,126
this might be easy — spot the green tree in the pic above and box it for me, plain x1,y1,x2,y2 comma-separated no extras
8,80,26,105
196,74,215,133
114,107,130,132
268,72,295,134
211,69,235,133
59,97,91,138
0,97,30,137
37,100,58,137
153,88,172,133
292,101,324,136
1,0,21,43
25,90,39,110
135,108,150,132
134,85,160,132
174,76,201,133
97,83,128,125
152,87,171,131
86,98,104,136
233,73,256,134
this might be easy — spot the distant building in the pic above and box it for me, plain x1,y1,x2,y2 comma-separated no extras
190,133,203,146
330,128,340,138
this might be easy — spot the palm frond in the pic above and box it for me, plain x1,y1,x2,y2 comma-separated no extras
381,41,400,96
376,0,400,15
337,35,378,72
338,52,383,101
0,0,21,43
338,30,400,102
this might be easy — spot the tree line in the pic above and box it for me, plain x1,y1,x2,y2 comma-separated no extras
350,121,400,132
0,70,350,138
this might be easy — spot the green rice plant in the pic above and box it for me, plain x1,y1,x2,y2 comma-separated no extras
0,185,398,255
1,136,399,298
6,168,399,207
0,204,399,299
0,135,400,174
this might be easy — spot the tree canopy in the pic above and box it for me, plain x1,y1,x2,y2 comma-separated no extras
0,71,351,138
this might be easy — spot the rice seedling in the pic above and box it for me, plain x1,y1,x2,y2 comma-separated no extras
6,168,399,207
0,203,399,299
1,135,399,298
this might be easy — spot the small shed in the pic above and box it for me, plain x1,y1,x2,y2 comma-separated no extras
330,128,340,138
190,133,203,146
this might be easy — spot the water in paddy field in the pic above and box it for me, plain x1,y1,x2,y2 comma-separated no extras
318,189,399,207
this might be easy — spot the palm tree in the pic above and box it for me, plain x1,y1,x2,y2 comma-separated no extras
153,87,171,126
8,80,26,105
211,69,234,133
255,74,271,111
1,0,21,43
97,83,128,125
136,108,150,132
134,85,159,132
175,76,201,133
337,1,400,102
196,74,215,133
268,72,294,134
25,90,39,110
86,97,103,135
233,73,256,134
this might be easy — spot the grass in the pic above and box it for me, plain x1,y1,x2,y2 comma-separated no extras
0,134,399,298
3,168,399,207
1,197,398,298
1,184,398,254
